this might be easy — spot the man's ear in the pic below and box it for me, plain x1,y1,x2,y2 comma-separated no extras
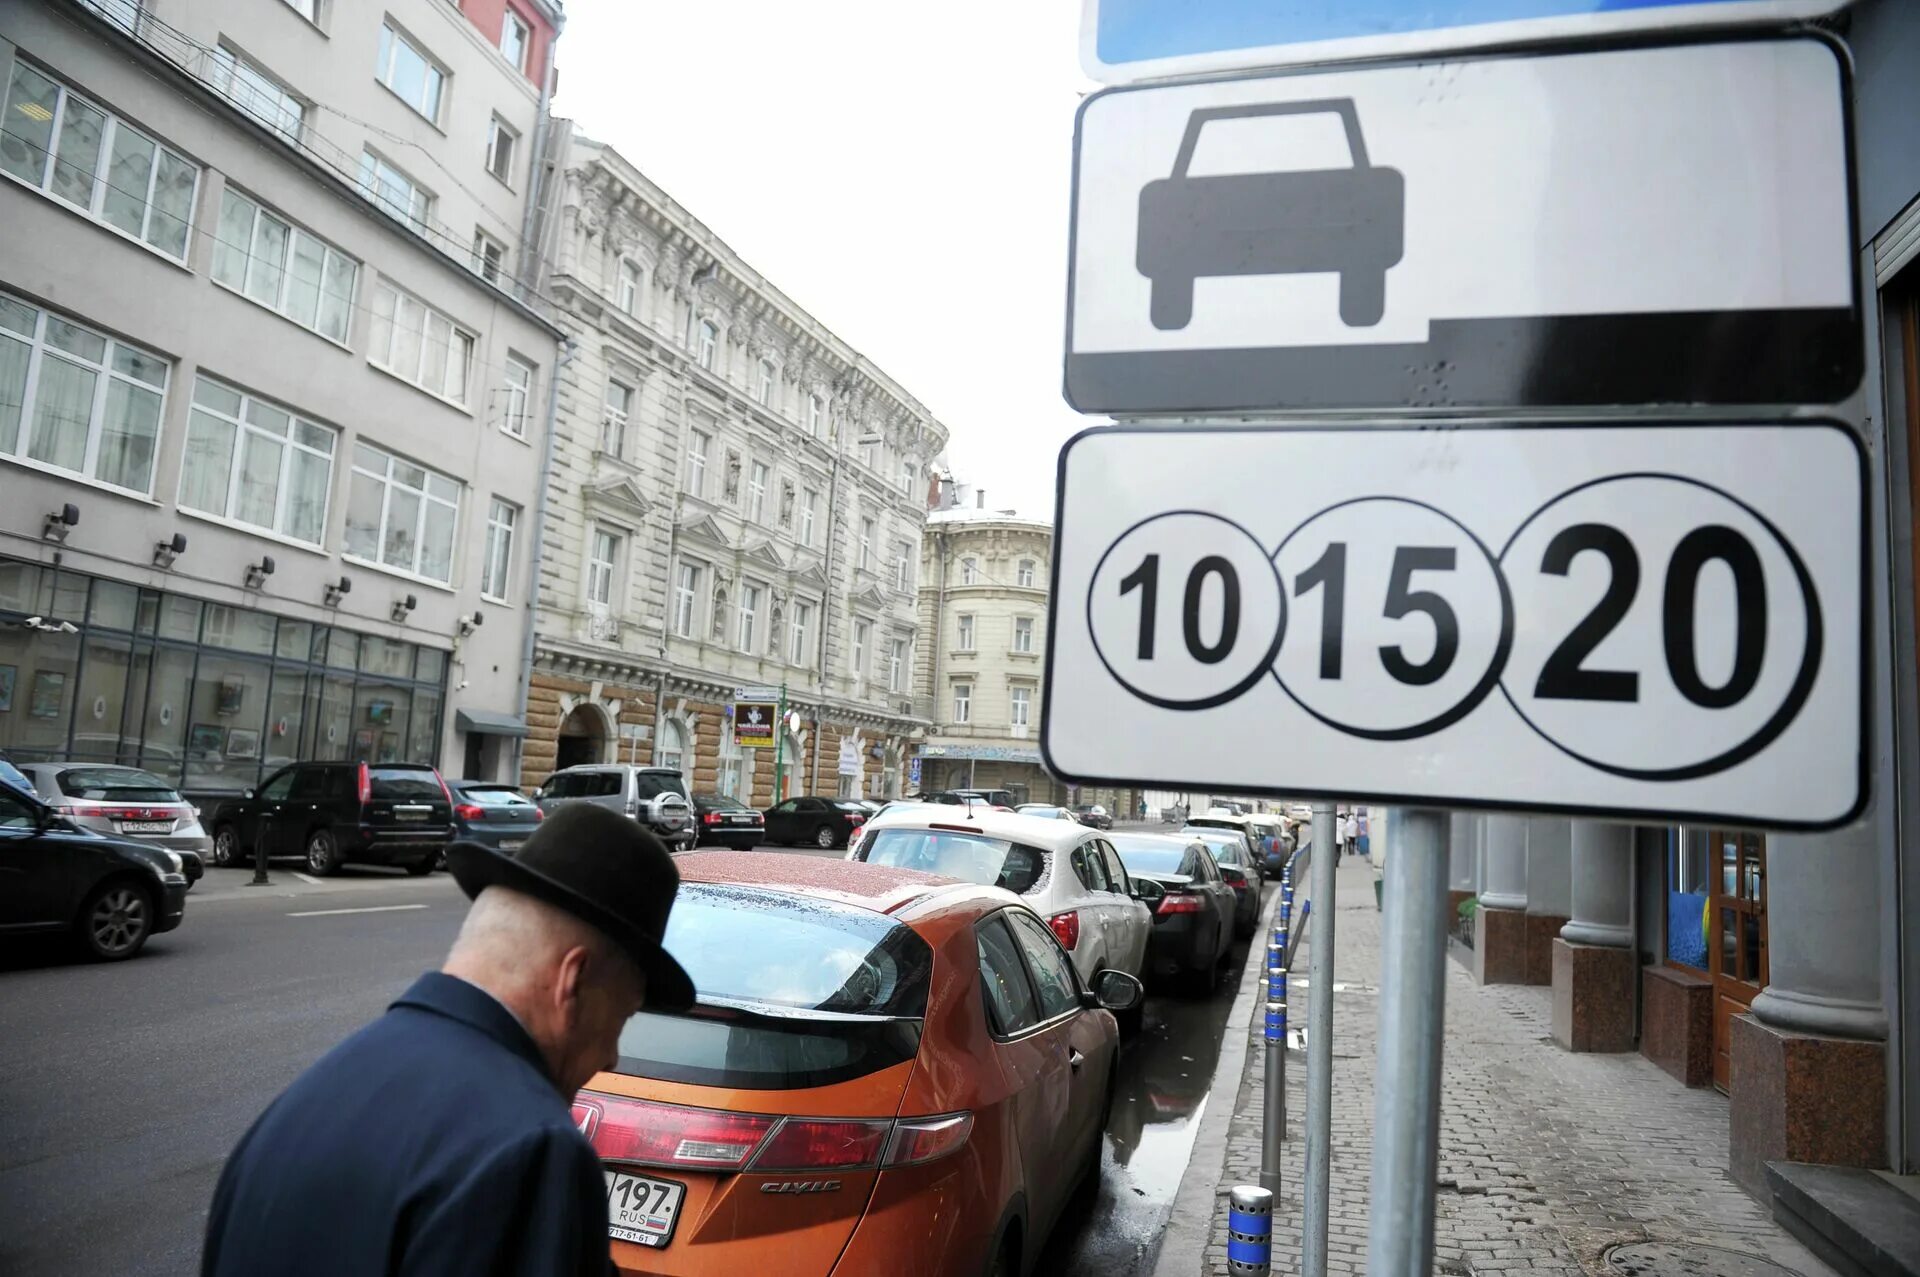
554,944,591,1022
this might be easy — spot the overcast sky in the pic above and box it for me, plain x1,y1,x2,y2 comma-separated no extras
552,1,1097,520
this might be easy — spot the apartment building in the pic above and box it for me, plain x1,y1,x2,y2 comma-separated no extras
517,123,949,803
0,0,563,792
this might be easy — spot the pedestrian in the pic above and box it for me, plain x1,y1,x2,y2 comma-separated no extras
202,804,694,1277
1343,811,1360,859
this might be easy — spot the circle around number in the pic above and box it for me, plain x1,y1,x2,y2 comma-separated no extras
1087,510,1287,711
1495,472,1823,782
1266,496,1514,741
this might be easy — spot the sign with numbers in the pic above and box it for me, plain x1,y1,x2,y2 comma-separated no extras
733,702,777,749
1043,422,1866,830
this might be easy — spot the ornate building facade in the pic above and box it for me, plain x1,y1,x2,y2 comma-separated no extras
519,124,947,803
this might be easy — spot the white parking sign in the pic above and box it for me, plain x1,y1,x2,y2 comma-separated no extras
1043,422,1866,830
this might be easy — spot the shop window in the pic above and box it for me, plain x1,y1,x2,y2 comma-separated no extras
1664,827,1711,971
185,652,271,791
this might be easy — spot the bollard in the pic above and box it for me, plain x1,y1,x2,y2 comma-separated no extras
1261,997,1288,1191
247,835,271,887
1228,1184,1274,1274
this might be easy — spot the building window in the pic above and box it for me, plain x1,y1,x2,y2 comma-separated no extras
179,375,335,544
748,460,769,523
738,583,762,653
961,557,978,586
807,394,823,436
859,518,874,570
894,545,912,592
602,379,633,457
376,23,445,123
501,10,531,73
673,562,702,638
471,228,506,284
801,489,818,547
956,613,975,651
1013,616,1034,653
480,498,517,600
500,354,534,439
369,283,473,405
696,319,718,371
0,62,198,261
900,459,914,495
718,723,741,798
212,45,305,144
757,358,775,406
485,115,517,184
686,428,710,496
1010,686,1031,729
213,187,357,344
789,600,812,665
658,718,686,777
889,638,906,693
344,442,460,583
0,293,169,495
356,151,433,233
282,0,321,22
586,528,619,607
859,438,879,470
852,619,870,680
1017,558,1036,588
952,682,971,724
617,259,642,317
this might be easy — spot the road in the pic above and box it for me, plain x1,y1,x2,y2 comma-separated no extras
0,851,1249,1277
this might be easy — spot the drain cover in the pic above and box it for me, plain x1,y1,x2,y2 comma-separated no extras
1606,1242,1803,1277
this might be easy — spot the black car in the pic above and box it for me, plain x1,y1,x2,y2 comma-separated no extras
763,796,869,850
207,761,454,877
1111,831,1236,994
1071,804,1113,830
1185,828,1264,938
690,793,765,849
0,780,188,961
449,782,542,853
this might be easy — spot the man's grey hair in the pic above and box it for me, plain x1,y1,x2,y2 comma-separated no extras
447,887,636,992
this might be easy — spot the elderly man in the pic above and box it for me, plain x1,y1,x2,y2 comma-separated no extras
202,804,692,1277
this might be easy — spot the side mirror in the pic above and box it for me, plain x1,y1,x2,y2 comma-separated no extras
1091,969,1144,1014
243,788,255,800
1131,878,1166,905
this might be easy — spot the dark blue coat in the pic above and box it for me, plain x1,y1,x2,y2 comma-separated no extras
203,972,613,1277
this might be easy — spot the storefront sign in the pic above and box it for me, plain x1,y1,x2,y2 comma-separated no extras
837,738,860,777
734,701,777,749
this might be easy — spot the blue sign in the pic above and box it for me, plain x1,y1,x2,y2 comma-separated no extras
1082,0,1841,81
908,758,923,784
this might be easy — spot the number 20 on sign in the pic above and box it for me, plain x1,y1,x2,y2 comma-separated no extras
1045,422,1866,830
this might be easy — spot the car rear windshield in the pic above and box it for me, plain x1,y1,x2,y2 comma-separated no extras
855,828,1044,893
1115,844,1187,875
56,768,177,801
461,787,531,807
695,794,751,810
634,773,687,800
614,883,932,1088
369,767,443,800
1198,836,1247,864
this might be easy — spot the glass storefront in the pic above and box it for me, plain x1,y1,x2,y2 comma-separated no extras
0,558,447,793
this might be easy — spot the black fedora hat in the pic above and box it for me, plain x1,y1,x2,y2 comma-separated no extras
447,804,694,1010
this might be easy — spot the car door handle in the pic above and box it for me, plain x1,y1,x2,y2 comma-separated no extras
1069,1048,1085,1072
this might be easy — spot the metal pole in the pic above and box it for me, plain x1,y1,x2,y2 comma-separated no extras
1366,808,1451,1277
1302,802,1337,1277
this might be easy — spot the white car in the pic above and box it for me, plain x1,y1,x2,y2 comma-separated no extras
847,805,1153,990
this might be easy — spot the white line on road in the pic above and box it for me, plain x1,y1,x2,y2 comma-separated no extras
293,873,321,885
288,904,430,918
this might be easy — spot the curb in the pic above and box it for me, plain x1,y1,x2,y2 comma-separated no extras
1150,881,1286,1277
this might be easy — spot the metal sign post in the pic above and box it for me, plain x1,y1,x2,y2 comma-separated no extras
1302,803,1337,1276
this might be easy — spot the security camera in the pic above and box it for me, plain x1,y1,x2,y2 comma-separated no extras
244,556,276,590
42,504,79,542
152,531,187,569
455,679,471,691
24,616,42,628
323,576,352,607
457,611,485,637
390,594,419,623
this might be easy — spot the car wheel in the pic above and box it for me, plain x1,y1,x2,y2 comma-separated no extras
814,824,837,850
1341,269,1387,327
1149,275,1194,330
1187,948,1221,996
211,826,241,868
986,1233,1019,1277
404,854,435,877
78,880,153,961
305,829,341,876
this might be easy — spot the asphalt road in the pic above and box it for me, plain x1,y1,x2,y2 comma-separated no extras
0,853,1248,1277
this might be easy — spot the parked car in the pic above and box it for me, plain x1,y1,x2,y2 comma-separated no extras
575,851,1142,1276
1014,803,1080,822
15,762,206,886
0,779,188,960
763,796,869,850
690,793,765,850
206,762,453,877
849,806,1154,996
1071,804,1113,830
447,781,542,854
535,765,695,851
920,788,1017,810
1183,827,1264,937
1110,831,1237,993
1244,813,1288,878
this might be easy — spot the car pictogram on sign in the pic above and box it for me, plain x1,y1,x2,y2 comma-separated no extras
1135,98,1405,330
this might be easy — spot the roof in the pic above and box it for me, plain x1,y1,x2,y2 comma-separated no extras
863,805,1097,855
1107,830,1202,848
926,508,1054,532
676,850,956,915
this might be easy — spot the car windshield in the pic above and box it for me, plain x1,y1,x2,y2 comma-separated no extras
459,787,531,807
1115,844,1188,875
56,768,177,801
856,827,1045,893
369,767,442,800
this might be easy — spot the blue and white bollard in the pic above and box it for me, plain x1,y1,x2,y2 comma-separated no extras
1228,1184,1274,1274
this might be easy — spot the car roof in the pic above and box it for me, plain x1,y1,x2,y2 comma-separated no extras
1110,830,1198,848
676,849,999,917
862,805,1099,854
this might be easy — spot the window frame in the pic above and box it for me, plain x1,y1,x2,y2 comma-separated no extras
500,10,532,74
952,681,972,724
747,460,769,524
368,281,474,407
851,618,870,680
375,21,446,125
956,613,975,651
178,373,338,546
859,518,874,571
212,43,306,145
471,227,506,285
889,638,907,693
800,489,818,547
686,427,710,497
961,557,978,585
586,526,620,608
500,354,534,440
602,378,634,458
213,186,358,346
616,258,643,317
807,394,824,436
485,114,517,186
673,561,703,639
738,581,763,653
756,358,776,406
894,544,912,592
696,319,718,371
342,441,463,586
357,149,434,234
1013,616,1035,654
1010,684,1032,729
480,496,518,602
789,599,812,665
1017,559,1037,588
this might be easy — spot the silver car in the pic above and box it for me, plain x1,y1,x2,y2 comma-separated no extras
534,764,695,850
15,762,209,885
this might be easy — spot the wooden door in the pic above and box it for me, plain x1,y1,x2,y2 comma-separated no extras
1710,830,1769,1092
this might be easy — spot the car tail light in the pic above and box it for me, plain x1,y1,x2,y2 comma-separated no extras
1048,910,1080,950
533,804,544,821
849,813,866,825
582,1092,776,1170
1157,891,1205,917
1220,866,1246,887
703,811,722,825
883,1113,974,1167
750,1119,892,1171
455,803,485,821
356,763,371,805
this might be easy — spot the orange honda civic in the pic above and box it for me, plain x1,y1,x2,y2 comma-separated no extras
572,850,1144,1277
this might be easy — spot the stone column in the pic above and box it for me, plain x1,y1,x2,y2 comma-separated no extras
1552,822,1636,1052
1730,823,1887,1194
1524,819,1572,985
1447,812,1476,935
1473,814,1530,985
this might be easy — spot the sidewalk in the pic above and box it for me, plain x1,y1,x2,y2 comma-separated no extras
1198,854,1834,1276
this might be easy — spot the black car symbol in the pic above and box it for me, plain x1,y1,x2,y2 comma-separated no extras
1136,98,1404,330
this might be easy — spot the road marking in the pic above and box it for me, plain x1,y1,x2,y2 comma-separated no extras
288,904,430,918
293,873,321,885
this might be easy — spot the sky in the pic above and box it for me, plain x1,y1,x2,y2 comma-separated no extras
551,0,1098,520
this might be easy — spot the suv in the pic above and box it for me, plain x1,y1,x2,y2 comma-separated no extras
206,762,454,877
535,765,695,851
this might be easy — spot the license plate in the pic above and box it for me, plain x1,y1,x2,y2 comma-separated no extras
728,815,753,824
605,1170,684,1248
395,808,429,821
498,839,524,851
119,821,171,833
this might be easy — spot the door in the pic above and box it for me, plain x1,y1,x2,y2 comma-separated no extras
1709,830,1768,1092
766,799,803,842
1186,847,1230,963
1066,841,1114,980
1098,838,1151,977
1005,909,1108,1226
252,768,300,860
268,767,330,859
0,787,72,930
975,913,1066,1231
